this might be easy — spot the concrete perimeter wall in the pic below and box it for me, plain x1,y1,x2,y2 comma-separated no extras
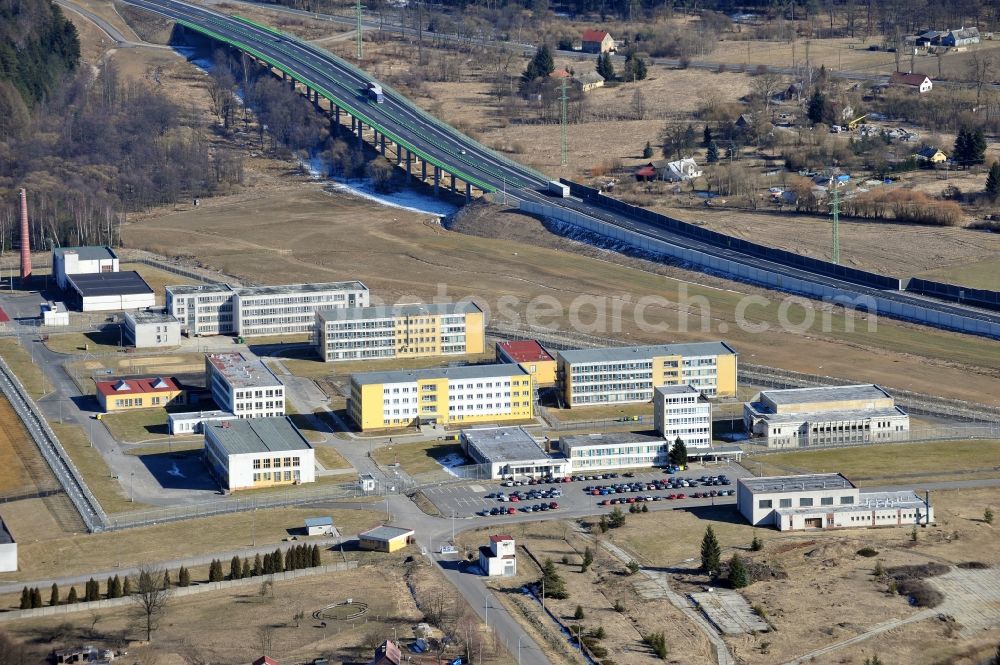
519,200,1000,340
0,561,358,623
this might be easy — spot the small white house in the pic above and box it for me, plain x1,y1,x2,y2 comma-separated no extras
479,534,517,576
662,158,703,182
40,302,69,326
359,472,377,493
304,516,336,536
0,518,16,572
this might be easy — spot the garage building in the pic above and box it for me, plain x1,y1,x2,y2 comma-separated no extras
358,525,414,552
462,426,567,480
737,473,934,531
203,416,315,491
65,271,155,312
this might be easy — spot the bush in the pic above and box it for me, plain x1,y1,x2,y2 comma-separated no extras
750,535,763,552
957,561,989,569
985,507,994,524
607,507,626,528
626,560,640,576
857,547,879,557
574,605,585,620
643,632,668,659
589,626,606,640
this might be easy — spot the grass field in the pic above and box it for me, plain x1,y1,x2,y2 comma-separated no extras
546,402,654,423
123,185,1000,407
120,261,198,305
101,408,185,443
44,328,128,355
917,256,1000,291
123,439,204,456
0,505,384,583
747,439,1000,485
313,444,353,470
52,422,152,515
0,396,57,495
0,339,50,398
372,439,465,476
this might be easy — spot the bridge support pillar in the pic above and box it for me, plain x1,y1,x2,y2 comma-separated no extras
356,119,363,146
465,182,471,203
406,151,412,178
380,134,386,156
396,146,403,165
450,174,456,195
421,160,426,180
335,105,340,127
434,167,440,196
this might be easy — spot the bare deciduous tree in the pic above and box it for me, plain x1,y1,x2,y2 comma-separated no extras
749,71,785,115
131,565,170,642
967,52,996,108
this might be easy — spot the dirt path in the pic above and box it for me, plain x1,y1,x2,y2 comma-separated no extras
781,609,937,665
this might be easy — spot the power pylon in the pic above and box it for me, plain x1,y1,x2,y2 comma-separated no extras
560,77,568,168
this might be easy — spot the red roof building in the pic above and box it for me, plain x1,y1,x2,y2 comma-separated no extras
370,640,401,665
252,657,278,665
95,376,186,412
496,341,557,386
581,30,616,54
889,72,932,93
490,534,514,543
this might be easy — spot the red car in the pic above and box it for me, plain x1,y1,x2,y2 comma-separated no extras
667,493,676,500
507,507,516,514
549,501,558,509
600,499,610,506
676,493,686,499
509,495,519,502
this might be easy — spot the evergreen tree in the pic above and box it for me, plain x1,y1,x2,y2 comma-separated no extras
954,128,971,166
703,125,713,148
574,604,585,620
109,575,122,598
209,559,223,582
540,559,569,599
122,576,131,596
750,535,764,552
311,545,322,568
643,141,653,158
681,124,697,154
728,554,749,588
162,570,171,589
985,162,1000,199
972,128,988,165
608,506,626,528
596,52,615,81
807,87,830,125
670,436,688,467
85,578,98,602
623,51,647,81
253,553,263,576
273,548,284,572
242,558,252,578
49,583,60,607
19,586,29,610
178,567,191,587
67,587,78,604
30,587,42,609
707,141,720,163
106,577,114,599
581,547,594,572
522,44,555,83
701,526,721,575
231,556,242,580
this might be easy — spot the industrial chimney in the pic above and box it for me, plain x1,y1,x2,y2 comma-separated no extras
19,189,31,283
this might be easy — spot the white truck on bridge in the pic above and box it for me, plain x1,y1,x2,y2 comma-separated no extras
367,82,384,103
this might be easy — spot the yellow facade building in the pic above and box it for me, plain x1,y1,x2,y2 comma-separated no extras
358,526,414,552
316,302,485,362
496,340,557,387
349,364,534,431
557,341,737,407
95,377,186,413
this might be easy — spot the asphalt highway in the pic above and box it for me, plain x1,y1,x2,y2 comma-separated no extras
121,0,1000,337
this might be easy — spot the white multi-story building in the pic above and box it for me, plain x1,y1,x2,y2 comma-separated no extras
557,342,737,407
743,384,909,448
203,417,315,491
166,281,369,337
53,246,119,290
559,432,671,471
124,310,182,348
737,474,934,531
479,535,517,576
206,352,285,419
653,385,712,449
315,302,485,362
0,518,16,572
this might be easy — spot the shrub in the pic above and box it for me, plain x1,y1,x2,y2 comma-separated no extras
643,632,668,659
857,547,879,557
985,507,994,524
589,626,606,640
626,560,640,576
751,603,767,619
728,554,750,589
750,535,763,552
574,605,585,620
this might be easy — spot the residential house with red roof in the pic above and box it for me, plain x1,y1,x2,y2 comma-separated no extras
581,30,616,54
95,377,186,413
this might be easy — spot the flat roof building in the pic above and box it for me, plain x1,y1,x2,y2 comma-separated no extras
206,352,285,419
95,376,186,413
558,342,737,407
654,384,712,449
349,364,534,431
65,271,155,312
0,517,16,572
737,473,933,531
479,534,517,576
560,432,669,472
124,310,181,348
461,426,567,479
53,246,119,290
40,301,69,327
316,302,485,362
744,384,909,448
304,516,336,536
166,281,369,338
496,340,557,387
168,409,238,435
358,525,414,552
203,417,315,491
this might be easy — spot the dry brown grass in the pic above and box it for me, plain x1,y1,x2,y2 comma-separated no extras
0,396,58,495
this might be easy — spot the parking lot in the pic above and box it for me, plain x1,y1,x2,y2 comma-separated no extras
421,464,751,519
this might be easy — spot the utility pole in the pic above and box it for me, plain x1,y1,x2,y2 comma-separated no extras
356,0,364,61
829,180,841,264
560,77,568,168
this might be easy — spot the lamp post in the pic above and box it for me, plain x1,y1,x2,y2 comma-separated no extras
517,635,522,665
129,472,134,502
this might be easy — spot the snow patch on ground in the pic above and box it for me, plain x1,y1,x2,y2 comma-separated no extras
436,452,469,478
